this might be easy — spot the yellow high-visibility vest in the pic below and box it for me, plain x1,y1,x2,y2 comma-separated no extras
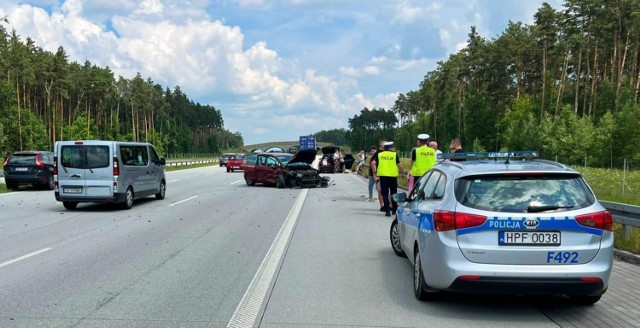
410,145,436,177
377,151,398,177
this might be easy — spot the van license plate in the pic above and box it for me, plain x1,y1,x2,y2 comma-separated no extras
63,188,82,194
499,231,560,246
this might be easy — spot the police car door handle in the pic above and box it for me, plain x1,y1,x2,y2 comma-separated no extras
410,209,420,214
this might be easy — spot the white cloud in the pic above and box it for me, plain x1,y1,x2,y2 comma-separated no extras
0,0,560,144
135,0,163,15
339,65,379,78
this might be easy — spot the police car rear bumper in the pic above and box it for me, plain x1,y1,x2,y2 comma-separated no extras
447,276,605,296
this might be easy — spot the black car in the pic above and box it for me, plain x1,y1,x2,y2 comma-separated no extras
343,153,355,170
3,151,55,190
284,149,329,188
318,146,354,173
318,146,337,173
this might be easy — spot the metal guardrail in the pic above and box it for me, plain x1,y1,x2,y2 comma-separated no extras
600,201,640,238
166,159,217,167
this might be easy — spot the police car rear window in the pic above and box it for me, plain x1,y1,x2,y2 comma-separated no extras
454,173,594,213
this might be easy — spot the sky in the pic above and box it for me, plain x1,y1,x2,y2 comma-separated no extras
0,0,563,145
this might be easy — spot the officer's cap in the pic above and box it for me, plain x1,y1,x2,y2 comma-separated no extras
417,133,430,141
383,141,394,149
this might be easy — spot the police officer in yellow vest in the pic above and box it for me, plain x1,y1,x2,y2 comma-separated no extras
371,141,404,217
407,134,437,193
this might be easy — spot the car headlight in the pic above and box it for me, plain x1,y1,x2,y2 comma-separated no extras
296,173,303,178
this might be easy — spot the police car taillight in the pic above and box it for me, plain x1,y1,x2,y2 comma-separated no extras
575,211,613,231
434,210,487,231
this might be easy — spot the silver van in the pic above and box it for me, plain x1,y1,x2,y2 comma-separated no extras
54,140,166,210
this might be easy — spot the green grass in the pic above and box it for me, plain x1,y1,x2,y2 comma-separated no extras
0,183,7,194
614,224,640,254
165,161,218,172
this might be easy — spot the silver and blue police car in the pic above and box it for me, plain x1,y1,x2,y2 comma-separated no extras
390,152,613,304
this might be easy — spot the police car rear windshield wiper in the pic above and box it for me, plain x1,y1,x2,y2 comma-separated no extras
527,205,574,213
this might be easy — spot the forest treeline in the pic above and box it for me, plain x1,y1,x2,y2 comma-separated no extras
342,0,640,167
0,19,243,157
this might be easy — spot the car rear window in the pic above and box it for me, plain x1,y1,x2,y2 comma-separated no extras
8,154,36,164
61,146,110,169
455,173,595,213
243,155,256,164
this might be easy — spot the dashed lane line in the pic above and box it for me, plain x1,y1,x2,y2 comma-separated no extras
0,248,52,269
168,196,198,207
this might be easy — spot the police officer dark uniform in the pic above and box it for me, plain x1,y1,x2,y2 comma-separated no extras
372,141,404,217
408,133,437,192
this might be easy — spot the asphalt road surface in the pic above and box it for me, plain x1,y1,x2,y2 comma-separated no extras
1,166,639,328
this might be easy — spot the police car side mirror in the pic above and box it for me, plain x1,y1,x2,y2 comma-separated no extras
393,192,407,204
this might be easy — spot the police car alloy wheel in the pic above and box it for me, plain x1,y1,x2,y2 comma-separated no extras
390,220,406,258
413,249,436,301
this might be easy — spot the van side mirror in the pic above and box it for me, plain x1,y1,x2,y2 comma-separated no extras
159,158,166,166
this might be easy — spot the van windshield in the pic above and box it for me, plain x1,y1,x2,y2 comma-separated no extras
61,146,110,169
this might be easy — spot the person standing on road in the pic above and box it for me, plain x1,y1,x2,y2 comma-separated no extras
355,149,365,175
371,141,404,217
406,134,436,194
366,146,377,201
429,140,443,162
370,138,387,210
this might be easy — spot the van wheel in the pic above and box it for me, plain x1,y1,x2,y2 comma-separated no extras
276,175,285,189
63,201,78,210
122,187,134,209
6,182,18,190
155,180,166,200
390,219,406,258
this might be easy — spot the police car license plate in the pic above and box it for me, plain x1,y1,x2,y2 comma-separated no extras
499,231,560,246
63,187,82,194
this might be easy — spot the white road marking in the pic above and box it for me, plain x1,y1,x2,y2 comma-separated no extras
0,248,52,269
167,179,180,183
230,180,243,185
227,189,308,328
168,195,198,207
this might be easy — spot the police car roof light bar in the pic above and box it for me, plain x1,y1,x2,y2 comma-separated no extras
440,151,539,161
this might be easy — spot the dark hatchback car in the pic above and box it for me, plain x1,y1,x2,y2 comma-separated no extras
318,146,355,173
3,151,55,190
319,146,337,173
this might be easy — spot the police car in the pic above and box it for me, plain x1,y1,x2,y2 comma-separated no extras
389,151,613,304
